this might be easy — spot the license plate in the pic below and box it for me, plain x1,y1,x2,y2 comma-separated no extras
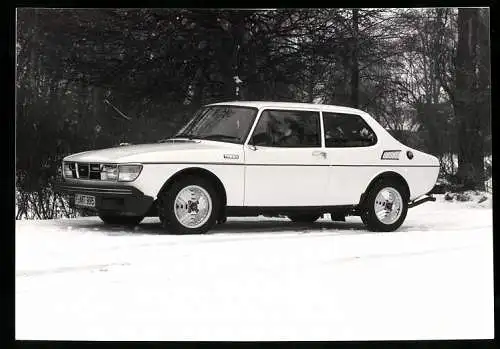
75,194,96,208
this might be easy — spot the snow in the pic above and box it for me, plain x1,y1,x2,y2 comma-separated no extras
443,190,492,208
233,76,243,84
16,195,494,340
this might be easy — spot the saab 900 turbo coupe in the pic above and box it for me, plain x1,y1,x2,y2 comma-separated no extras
56,101,439,234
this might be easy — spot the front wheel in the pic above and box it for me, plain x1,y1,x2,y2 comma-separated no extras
360,180,409,232
159,176,220,234
98,214,144,226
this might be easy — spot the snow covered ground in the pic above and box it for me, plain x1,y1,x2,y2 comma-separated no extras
16,194,494,341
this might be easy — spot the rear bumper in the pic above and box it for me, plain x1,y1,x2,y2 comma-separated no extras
53,180,155,216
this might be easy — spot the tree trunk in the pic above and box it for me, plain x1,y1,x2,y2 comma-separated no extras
220,13,246,100
478,9,491,156
454,8,484,190
221,35,237,100
308,62,315,103
191,64,207,107
431,10,441,104
350,9,359,108
92,86,107,147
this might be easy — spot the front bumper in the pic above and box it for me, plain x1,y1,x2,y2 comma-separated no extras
53,180,155,216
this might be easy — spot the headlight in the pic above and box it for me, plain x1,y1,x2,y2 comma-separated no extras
101,164,118,181
63,162,74,178
118,164,143,182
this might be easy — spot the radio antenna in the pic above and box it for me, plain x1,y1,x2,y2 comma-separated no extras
104,98,132,121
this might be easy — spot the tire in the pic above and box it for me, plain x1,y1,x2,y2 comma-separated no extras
288,213,321,223
98,214,144,226
159,210,166,225
159,176,220,234
360,179,409,232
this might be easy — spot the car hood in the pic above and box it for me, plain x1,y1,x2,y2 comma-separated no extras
63,140,242,163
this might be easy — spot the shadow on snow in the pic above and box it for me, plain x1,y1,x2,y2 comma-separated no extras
63,218,416,237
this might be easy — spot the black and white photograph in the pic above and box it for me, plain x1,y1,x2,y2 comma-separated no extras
15,7,493,341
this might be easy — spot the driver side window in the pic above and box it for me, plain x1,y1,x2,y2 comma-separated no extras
250,109,321,148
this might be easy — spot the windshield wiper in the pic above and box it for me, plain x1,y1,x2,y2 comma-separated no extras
159,134,198,143
170,133,197,140
162,134,241,143
199,134,241,141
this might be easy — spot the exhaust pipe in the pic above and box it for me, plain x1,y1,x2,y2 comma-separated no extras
408,195,436,208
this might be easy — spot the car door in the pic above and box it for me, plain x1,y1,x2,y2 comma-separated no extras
322,111,381,205
243,108,329,207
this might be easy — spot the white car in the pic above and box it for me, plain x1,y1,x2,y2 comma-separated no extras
56,101,440,234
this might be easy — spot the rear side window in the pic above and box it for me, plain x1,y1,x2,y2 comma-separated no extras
322,112,377,147
250,109,321,148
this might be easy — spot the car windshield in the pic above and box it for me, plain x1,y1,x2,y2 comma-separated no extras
171,105,258,144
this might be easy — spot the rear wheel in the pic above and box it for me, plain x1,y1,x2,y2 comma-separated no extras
360,179,408,232
98,214,144,226
159,176,220,234
288,213,321,223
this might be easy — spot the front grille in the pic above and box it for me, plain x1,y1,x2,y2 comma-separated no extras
77,163,89,178
65,162,110,180
75,163,102,180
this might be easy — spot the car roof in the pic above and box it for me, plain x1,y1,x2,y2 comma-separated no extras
206,101,367,115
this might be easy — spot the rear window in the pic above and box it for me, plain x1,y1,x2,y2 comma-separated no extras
322,112,377,147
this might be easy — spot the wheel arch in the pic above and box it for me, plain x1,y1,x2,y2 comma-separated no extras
157,167,228,217
358,171,410,207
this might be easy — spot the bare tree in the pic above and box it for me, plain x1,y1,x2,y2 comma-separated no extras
454,8,487,190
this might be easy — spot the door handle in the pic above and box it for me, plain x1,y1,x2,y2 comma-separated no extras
312,151,327,159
